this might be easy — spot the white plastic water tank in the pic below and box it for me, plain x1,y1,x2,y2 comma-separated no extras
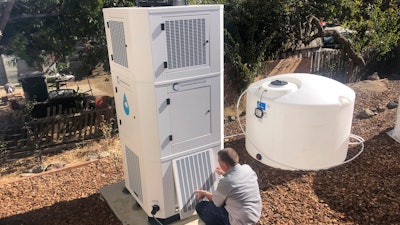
245,73,356,170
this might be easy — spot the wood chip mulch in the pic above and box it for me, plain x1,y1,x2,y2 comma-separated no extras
0,159,123,225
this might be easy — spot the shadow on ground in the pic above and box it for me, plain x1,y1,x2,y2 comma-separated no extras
0,193,120,225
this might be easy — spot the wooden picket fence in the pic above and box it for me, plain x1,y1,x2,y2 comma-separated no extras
0,106,117,162
310,48,350,82
278,47,372,83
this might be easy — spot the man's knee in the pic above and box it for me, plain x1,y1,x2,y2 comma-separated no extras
195,200,209,214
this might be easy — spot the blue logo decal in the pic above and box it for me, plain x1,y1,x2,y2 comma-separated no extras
257,101,266,110
123,94,130,115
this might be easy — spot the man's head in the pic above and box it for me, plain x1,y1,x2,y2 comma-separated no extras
218,148,239,171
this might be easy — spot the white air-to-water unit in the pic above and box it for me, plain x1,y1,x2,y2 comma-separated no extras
103,5,223,221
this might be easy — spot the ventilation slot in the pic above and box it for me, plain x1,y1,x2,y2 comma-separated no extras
109,21,128,68
165,18,207,70
125,146,143,202
173,149,215,218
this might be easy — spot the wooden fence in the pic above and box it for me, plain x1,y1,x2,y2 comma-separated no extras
277,47,369,83
0,106,117,162
310,49,350,83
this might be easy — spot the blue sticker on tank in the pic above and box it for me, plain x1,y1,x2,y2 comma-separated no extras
123,94,130,115
257,101,266,110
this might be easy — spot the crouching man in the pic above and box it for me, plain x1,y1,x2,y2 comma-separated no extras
195,148,262,225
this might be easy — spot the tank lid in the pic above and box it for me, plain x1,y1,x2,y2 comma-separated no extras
271,80,288,86
267,73,355,106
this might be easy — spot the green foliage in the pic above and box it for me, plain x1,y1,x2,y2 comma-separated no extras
1,0,136,76
337,0,396,53
99,116,114,139
56,62,69,74
1,0,399,85
224,0,289,88
223,0,400,85
324,0,400,77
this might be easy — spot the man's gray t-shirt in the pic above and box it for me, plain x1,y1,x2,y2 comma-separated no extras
213,164,262,225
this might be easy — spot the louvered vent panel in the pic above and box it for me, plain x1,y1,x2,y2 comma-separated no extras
173,150,215,215
109,21,128,68
165,18,207,69
125,146,143,202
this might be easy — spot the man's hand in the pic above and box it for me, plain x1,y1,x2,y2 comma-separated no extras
215,166,225,175
195,190,205,200
195,190,212,201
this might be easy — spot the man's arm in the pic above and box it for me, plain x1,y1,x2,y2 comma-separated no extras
195,190,213,201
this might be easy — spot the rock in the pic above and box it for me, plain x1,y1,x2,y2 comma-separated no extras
99,151,110,158
45,161,67,171
357,109,376,119
366,72,380,80
387,101,398,109
225,116,237,123
376,105,386,112
30,164,47,173
86,153,99,161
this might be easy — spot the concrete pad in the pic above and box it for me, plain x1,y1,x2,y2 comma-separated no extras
99,181,205,225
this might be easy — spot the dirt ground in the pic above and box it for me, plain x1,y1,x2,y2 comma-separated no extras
1,63,400,224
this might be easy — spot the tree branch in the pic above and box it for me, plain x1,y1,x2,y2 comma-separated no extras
309,15,366,67
9,12,59,22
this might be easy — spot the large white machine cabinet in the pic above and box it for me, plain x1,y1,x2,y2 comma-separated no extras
103,5,223,221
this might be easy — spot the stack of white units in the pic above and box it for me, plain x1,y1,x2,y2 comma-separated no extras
103,5,223,221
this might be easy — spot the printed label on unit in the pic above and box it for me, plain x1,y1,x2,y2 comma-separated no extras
257,101,266,111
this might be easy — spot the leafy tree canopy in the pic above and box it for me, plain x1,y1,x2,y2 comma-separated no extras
1,0,399,82
222,0,400,86
1,0,136,77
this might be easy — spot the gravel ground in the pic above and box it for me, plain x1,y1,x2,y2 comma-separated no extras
1,78,400,225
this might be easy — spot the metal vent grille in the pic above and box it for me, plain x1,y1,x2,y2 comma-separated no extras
165,18,207,69
109,21,128,68
173,150,215,217
125,146,143,202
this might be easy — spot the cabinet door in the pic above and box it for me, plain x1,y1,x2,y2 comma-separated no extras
168,83,212,153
